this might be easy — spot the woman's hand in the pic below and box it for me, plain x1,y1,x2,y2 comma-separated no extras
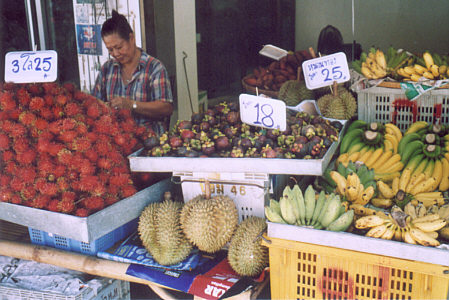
110,96,132,110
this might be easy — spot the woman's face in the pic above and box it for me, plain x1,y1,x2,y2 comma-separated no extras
103,32,136,65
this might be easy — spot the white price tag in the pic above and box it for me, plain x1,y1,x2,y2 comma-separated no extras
5,50,57,83
239,94,286,131
302,52,350,90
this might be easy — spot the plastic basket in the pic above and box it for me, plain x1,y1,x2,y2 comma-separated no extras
262,236,449,300
0,278,130,300
357,86,449,132
28,218,137,255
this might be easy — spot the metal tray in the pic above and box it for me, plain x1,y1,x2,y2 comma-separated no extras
0,178,178,243
129,139,338,176
267,221,449,267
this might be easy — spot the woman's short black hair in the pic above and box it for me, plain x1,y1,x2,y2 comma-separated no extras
317,25,344,55
101,10,133,40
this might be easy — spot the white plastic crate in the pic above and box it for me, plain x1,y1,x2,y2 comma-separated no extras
173,172,277,223
357,86,449,132
0,278,130,300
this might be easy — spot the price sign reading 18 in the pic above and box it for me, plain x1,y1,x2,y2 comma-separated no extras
239,94,286,131
5,50,57,83
302,52,350,90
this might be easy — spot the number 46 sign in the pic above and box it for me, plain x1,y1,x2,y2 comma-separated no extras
5,50,57,83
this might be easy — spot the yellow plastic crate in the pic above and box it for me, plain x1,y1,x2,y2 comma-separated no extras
262,236,449,300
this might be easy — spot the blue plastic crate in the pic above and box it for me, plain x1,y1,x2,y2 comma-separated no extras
28,218,138,255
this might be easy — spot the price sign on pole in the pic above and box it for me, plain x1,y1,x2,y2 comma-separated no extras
4,50,57,83
239,94,286,131
302,52,350,90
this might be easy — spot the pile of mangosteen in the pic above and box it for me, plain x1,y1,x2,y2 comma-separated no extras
142,101,342,159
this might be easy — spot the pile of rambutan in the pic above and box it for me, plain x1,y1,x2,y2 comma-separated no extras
0,81,150,217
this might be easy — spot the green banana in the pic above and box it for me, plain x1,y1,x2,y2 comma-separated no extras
423,144,441,159
346,120,368,133
322,168,337,188
265,206,286,224
279,194,296,224
311,191,326,226
269,198,282,215
340,128,364,154
346,161,357,174
356,164,369,182
318,194,342,228
337,162,349,178
347,142,365,155
406,153,425,172
398,132,421,155
326,209,354,231
315,193,334,229
304,185,316,225
292,184,306,225
404,121,429,136
400,140,424,164
320,180,336,194
351,60,362,74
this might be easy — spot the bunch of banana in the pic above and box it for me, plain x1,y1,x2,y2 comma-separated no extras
396,51,449,81
264,184,354,232
434,203,449,240
355,205,447,246
352,47,410,80
396,121,449,193
329,168,375,205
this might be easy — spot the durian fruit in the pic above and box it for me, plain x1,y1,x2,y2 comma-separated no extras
278,80,315,106
316,83,357,120
180,190,239,253
227,216,269,277
138,199,193,266
313,82,347,100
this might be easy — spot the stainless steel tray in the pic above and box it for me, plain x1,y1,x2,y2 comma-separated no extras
267,221,449,267
129,139,338,176
0,178,178,243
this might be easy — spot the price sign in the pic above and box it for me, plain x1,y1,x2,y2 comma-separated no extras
239,94,286,131
5,50,57,83
302,52,350,90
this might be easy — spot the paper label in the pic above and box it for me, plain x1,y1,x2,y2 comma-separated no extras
239,94,286,131
5,50,57,83
302,52,350,89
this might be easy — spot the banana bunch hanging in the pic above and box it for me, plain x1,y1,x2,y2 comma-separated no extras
396,51,449,81
355,204,446,246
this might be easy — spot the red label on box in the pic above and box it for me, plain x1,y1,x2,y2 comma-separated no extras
188,258,240,300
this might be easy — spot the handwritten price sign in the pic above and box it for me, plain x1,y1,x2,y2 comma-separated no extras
239,94,286,131
5,50,57,83
302,52,350,90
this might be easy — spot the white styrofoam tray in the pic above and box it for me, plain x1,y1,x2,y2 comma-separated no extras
0,178,177,243
129,138,338,176
267,221,449,267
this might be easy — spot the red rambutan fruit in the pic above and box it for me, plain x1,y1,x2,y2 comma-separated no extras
57,148,73,165
56,94,68,106
61,118,77,130
52,106,64,119
47,199,60,212
82,196,104,211
57,177,69,192
27,83,43,96
64,102,82,116
77,174,100,192
83,148,98,162
20,185,36,201
48,142,65,156
39,107,54,120
0,174,11,186
74,91,88,101
78,159,96,175
62,191,77,202
13,137,30,153
71,136,91,152
17,168,36,184
104,194,119,206
9,123,26,138
39,181,59,196
0,188,14,202
94,140,111,156
37,137,51,153
97,157,113,169
107,184,120,196
53,164,66,177
0,91,16,111
16,149,37,165
29,97,45,111
91,183,106,197
2,150,14,162
5,161,18,174
62,82,76,94
86,103,101,119
35,118,49,131
113,133,127,147
75,207,89,217
58,130,78,143
17,89,32,106
109,173,131,187
10,177,26,192
37,159,55,177
120,184,137,198
0,133,10,150
32,194,51,209
10,193,22,204
43,94,54,106
60,199,75,214
42,82,58,94
18,111,37,126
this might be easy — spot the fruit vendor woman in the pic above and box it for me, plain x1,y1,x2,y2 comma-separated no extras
92,10,174,135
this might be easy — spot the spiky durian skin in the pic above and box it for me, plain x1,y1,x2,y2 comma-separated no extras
327,97,346,120
316,94,334,116
138,200,192,266
278,81,315,106
340,90,357,119
227,217,268,277
180,195,238,253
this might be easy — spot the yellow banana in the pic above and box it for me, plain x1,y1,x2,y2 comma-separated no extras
405,121,429,135
350,203,377,216
397,68,410,78
430,64,440,78
377,180,395,199
384,134,398,153
439,65,448,76
430,159,443,190
374,171,401,182
404,202,418,219
366,224,389,238
370,197,393,209
423,71,435,80
337,153,349,165
438,157,449,191
406,173,426,194
365,148,384,168
411,74,422,82
423,159,435,179
422,52,434,69
413,64,427,75
409,228,440,246
358,185,373,205
371,150,393,170
358,149,374,163
403,229,417,244
376,154,402,173
410,177,437,195
385,123,402,142
355,214,388,229
383,139,394,152
347,151,361,163
411,213,442,224
330,171,347,195
375,49,387,70
381,161,404,173
399,168,412,191
361,65,376,79
403,66,417,76
392,176,400,195
380,223,396,240
437,204,449,220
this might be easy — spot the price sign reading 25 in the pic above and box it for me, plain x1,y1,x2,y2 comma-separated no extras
239,94,286,131
302,52,350,90
5,50,57,83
